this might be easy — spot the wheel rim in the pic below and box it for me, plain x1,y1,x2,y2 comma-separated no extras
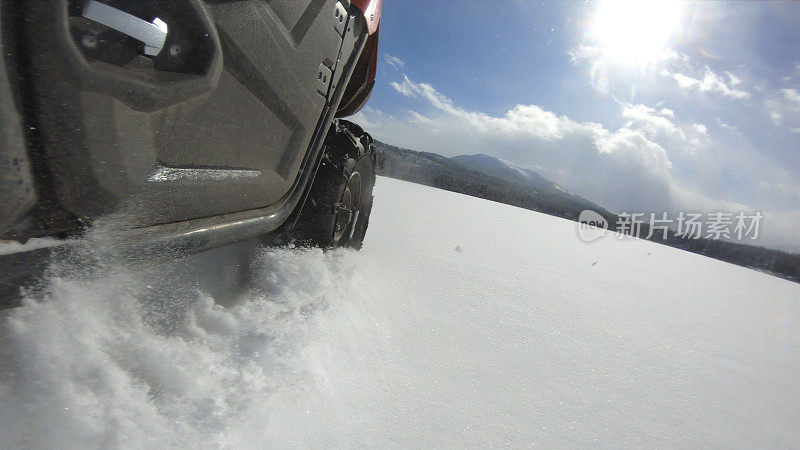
333,172,361,244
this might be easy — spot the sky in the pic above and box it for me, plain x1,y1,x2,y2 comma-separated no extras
352,0,800,252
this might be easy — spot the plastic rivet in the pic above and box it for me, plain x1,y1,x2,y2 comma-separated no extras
81,33,98,49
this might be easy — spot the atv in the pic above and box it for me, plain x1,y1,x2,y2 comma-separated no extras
0,0,382,308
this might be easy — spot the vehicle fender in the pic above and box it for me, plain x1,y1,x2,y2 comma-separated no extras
351,0,381,35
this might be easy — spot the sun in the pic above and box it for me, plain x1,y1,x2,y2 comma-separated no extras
590,0,683,68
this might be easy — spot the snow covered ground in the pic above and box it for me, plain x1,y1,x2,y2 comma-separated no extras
1,176,799,448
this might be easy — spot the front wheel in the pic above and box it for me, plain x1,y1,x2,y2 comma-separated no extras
292,120,376,249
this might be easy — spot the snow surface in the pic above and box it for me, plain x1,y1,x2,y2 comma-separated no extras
1,176,799,448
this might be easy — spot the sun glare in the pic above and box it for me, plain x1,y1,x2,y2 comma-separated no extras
590,0,683,67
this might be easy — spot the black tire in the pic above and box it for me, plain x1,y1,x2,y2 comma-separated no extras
293,120,376,249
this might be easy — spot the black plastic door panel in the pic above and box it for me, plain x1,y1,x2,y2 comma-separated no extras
20,0,345,226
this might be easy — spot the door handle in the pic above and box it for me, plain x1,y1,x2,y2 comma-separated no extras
82,0,168,56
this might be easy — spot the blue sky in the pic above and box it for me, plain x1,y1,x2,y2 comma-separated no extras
353,1,800,251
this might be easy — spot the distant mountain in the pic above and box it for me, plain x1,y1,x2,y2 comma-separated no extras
451,154,553,190
449,154,600,209
373,140,612,223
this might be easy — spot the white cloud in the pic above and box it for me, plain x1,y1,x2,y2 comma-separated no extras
593,126,671,168
362,76,680,212
780,88,800,109
619,104,711,152
622,104,685,140
355,75,800,249
568,45,602,64
391,76,459,114
692,123,708,135
391,75,588,141
389,78,415,97
383,54,405,70
724,71,742,86
407,110,433,125
716,118,737,131
763,87,800,129
666,67,751,100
